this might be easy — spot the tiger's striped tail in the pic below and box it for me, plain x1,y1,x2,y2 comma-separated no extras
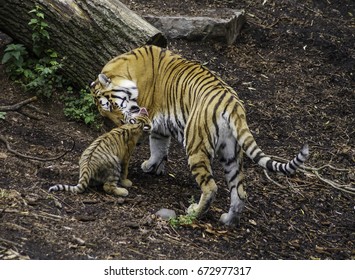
236,128,309,175
48,184,85,194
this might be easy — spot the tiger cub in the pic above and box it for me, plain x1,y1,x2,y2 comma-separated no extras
48,108,152,196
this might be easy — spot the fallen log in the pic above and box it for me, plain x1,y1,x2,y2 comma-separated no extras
0,0,167,88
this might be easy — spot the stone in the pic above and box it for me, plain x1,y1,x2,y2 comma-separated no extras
144,9,245,45
155,208,176,220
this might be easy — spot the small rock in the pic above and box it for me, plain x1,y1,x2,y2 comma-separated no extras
144,9,245,45
155,208,176,220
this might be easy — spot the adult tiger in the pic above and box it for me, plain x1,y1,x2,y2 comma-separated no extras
90,45,309,226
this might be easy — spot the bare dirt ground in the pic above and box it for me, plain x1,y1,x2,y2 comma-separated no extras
0,0,354,260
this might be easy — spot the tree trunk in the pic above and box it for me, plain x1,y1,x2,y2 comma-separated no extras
0,0,167,88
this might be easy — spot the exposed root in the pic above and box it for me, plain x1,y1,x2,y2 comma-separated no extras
0,135,75,162
264,155,355,195
0,96,47,120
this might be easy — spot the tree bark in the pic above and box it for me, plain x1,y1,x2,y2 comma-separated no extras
0,0,167,88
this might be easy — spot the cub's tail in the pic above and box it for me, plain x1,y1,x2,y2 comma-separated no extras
48,183,85,193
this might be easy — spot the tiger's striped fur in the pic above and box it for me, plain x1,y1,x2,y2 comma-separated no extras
90,45,309,225
48,109,152,196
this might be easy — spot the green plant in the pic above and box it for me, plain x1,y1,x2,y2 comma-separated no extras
169,214,197,228
24,50,64,98
29,6,50,57
1,4,64,98
1,44,28,75
0,112,6,120
63,88,100,127
1,5,98,127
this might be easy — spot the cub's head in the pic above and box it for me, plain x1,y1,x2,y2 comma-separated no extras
90,73,141,126
126,107,152,133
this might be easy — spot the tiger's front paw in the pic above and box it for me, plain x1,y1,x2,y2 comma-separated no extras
120,179,132,188
141,160,166,175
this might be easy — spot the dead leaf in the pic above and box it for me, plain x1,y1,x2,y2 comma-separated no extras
249,219,257,226
0,152,7,159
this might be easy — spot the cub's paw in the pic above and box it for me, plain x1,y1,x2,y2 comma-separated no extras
112,187,129,197
141,160,166,175
219,213,240,227
120,179,132,188
103,184,129,197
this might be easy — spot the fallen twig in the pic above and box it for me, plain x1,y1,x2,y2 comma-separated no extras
26,104,49,116
0,96,38,111
263,169,305,197
0,96,49,120
0,237,23,249
0,208,62,221
0,135,75,162
264,155,355,195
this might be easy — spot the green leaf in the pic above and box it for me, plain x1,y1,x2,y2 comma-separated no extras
12,51,22,61
49,51,58,58
28,18,38,25
23,69,34,79
37,12,45,19
1,52,12,64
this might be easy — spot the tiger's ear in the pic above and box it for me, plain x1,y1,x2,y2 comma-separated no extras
98,73,111,88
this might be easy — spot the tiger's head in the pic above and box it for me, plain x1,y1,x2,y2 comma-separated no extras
90,73,141,126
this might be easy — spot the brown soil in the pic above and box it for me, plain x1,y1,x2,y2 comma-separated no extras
0,0,354,260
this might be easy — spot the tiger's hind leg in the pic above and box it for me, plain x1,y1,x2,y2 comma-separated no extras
219,139,247,226
141,132,170,175
186,152,218,218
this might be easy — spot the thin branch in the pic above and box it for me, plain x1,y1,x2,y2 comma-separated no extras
0,96,38,111
26,104,49,116
0,96,48,120
263,169,286,189
0,135,75,162
263,155,355,195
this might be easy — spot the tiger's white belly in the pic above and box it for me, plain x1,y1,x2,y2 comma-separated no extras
152,112,185,143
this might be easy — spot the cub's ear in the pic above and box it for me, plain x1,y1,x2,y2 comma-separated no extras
98,73,111,88
139,107,149,116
